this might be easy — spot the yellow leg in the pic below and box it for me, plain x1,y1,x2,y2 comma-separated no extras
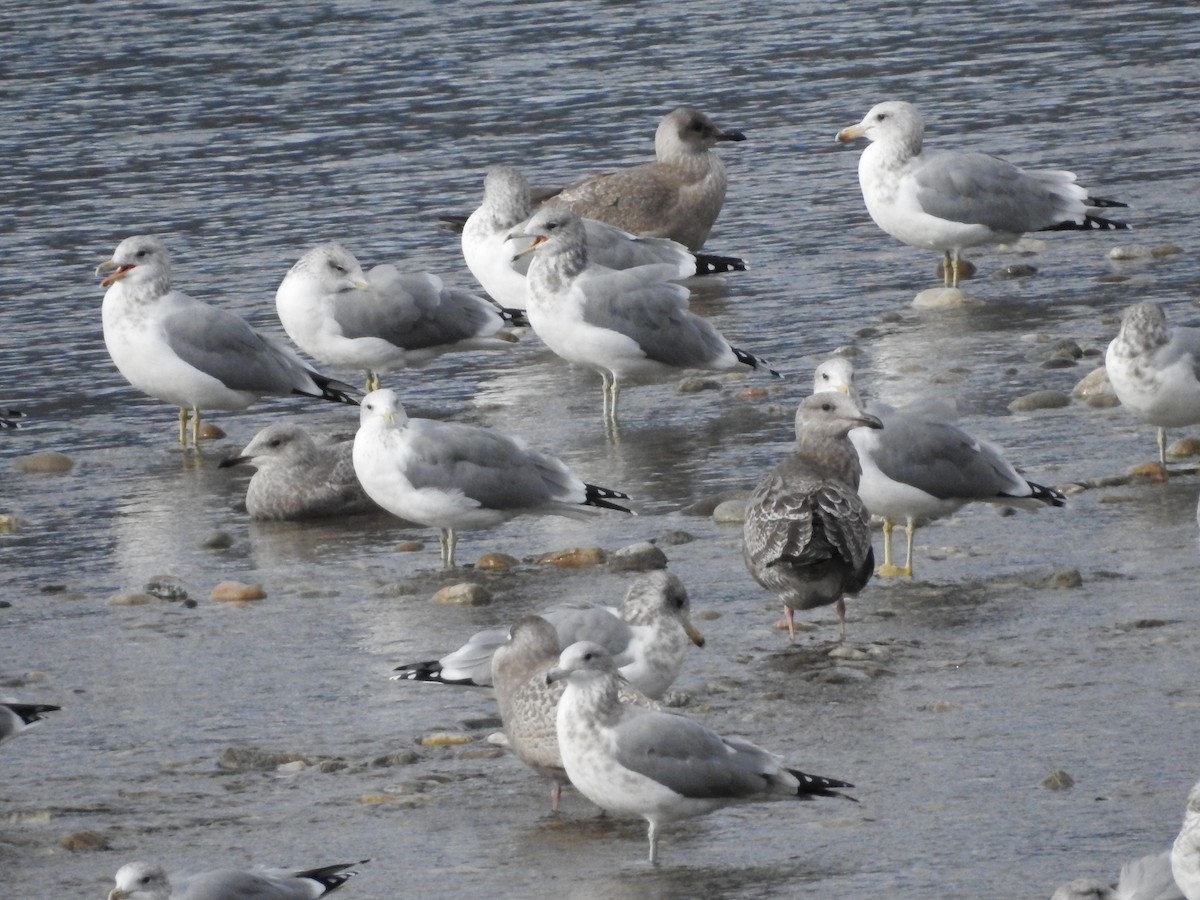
1158,427,1168,467
877,518,906,577
900,519,916,577
192,407,202,447
942,251,954,287
178,407,190,448
366,371,381,393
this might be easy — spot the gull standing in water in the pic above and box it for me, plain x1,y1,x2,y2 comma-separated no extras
275,242,526,392
353,388,631,568
1106,301,1200,467
743,392,880,640
835,100,1129,287
548,641,854,864
98,236,358,448
107,858,367,899
541,106,746,252
814,357,1065,577
514,206,779,426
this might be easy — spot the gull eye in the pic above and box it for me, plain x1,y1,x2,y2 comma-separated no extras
136,249,148,259
821,402,833,412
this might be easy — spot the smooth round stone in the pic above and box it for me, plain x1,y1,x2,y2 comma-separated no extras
1044,568,1083,589
934,258,976,281
678,376,723,393
198,423,226,440
609,541,668,572
997,263,1037,278
200,531,234,549
12,452,74,474
394,541,425,553
432,583,491,606
419,732,473,747
1041,770,1075,790
1007,390,1071,412
537,547,606,568
712,498,747,524
1151,244,1183,257
475,552,519,571
1167,436,1200,458
912,287,971,308
737,386,770,401
1072,367,1117,406
1108,244,1151,260
59,830,111,852
107,592,157,606
210,581,267,602
680,491,748,517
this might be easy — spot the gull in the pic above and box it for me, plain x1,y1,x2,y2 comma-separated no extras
835,100,1129,287
392,570,705,699
218,422,376,521
547,641,855,864
814,357,1066,577
98,236,358,448
353,388,632,567
275,242,526,392
461,165,744,309
1052,850,1183,900
1174,777,1200,899
540,106,746,252
513,206,780,426
491,614,659,813
1106,301,1200,467
743,392,880,640
107,858,366,900
0,700,60,745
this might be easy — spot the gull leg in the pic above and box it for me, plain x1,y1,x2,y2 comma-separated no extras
177,407,190,448
785,605,796,643
192,407,202,447
550,782,562,814
1158,427,1169,467
901,518,916,577
439,529,458,569
942,251,954,287
877,518,905,577
836,597,846,640
366,371,381,393
647,821,660,866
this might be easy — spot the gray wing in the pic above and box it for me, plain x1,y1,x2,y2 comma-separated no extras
543,603,634,660
174,868,319,900
612,707,781,800
402,420,581,509
911,148,1079,232
581,219,695,276
437,625,509,683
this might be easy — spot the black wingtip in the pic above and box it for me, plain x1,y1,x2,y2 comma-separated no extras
7,703,61,726
789,769,858,802
693,252,748,275
499,306,531,328
1086,195,1129,210
301,374,362,406
584,483,634,514
295,859,369,893
437,213,469,235
1029,482,1067,508
1042,213,1131,233
0,408,26,428
390,662,480,686
733,346,783,379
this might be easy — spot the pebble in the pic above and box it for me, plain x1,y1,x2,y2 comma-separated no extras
372,749,420,767
1072,367,1119,408
1044,568,1083,589
1167,436,1200,459
737,386,770,401
712,498,747,523
197,422,226,440
1041,770,1075,791
59,830,111,852
432,583,491,606
1007,390,1071,413
660,530,695,545
608,541,668,572
276,759,308,773
680,490,749,517
827,645,869,661
912,287,972,309
210,581,267,602
1151,243,1183,257
458,746,505,760
217,746,308,771
394,541,425,553
1127,461,1169,483
537,547,606,568
997,263,1038,278
106,592,158,606
419,732,473,747
678,376,723,393
1108,245,1151,260
200,531,234,550
475,552,519,571
12,451,74,474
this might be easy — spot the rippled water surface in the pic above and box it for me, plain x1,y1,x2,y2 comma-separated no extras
3,2,1200,897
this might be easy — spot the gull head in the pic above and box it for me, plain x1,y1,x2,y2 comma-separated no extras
288,243,370,293
482,165,533,226
218,422,321,471
620,571,706,648
795,391,883,443
658,107,746,155
96,234,171,291
109,861,171,900
506,206,586,258
545,641,619,686
836,100,923,151
359,388,405,428
812,357,859,401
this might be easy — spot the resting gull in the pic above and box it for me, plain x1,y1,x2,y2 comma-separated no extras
743,391,880,640
97,236,358,448
393,570,704,699
835,100,1129,287
548,641,854,864
1106,301,1200,467
1174,777,1200,899
461,165,745,309
0,700,60,745
540,106,746,252
107,858,366,900
218,422,376,521
275,242,526,392
353,388,631,567
513,206,779,426
1052,850,1182,900
814,357,1065,577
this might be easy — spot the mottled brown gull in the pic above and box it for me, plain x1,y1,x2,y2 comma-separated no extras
393,571,704,699
492,615,659,812
275,242,525,392
107,858,367,900
547,641,854,864
540,106,745,252
513,206,779,426
97,235,358,448
218,422,376,521
814,357,1065,577
0,700,60,745
743,392,880,640
1106,301,1200,467
352,388,631,568
835,100,1129,287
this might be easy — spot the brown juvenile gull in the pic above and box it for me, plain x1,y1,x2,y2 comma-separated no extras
275,242,526,392
352,388,632,568
492,615,659,813
1051,849,1182,900
393,570,705,699
0,700,60,745
1106,301,1200,467
97,235,358,448
1174,777,1200,900
743,392,881,640
512,206,780,426
547,641,855,865
539,106,746,252
107,858,367,900
813,357,1065,577
218,422,376,521
835,100,1129,287
461,165,745,309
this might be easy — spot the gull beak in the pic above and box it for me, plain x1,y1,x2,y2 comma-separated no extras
835,384,850,395
545,666,565,685
717,128,747,143
507,232,547,258
96,259,134,287
382,411,396,425
109,890,131,900
835,123,867,143
218,455,251,469
354,280,370,290
856,412,884,430
684,621,706,648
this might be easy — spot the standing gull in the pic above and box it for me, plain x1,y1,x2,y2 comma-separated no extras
513,206,779,426
743,392,880,640
0,700,60,745
491,615,660,813
462,165,744,309
547,641,854,864
275,242,526,392
353,388,632,568
835,100,1129,287
1173,777,1200,899
107,858,366,900
1052,850,1182,900
393,570,705,700
1106,301,1200,467
218,422,376,521
814,358,1066,577
97,236,358,448
540,106,746,252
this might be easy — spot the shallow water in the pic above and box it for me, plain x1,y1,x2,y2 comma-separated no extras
3,1,1200,897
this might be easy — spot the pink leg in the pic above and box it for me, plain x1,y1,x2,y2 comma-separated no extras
836,598,846,640
785,605,796,643
550,782,562,814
